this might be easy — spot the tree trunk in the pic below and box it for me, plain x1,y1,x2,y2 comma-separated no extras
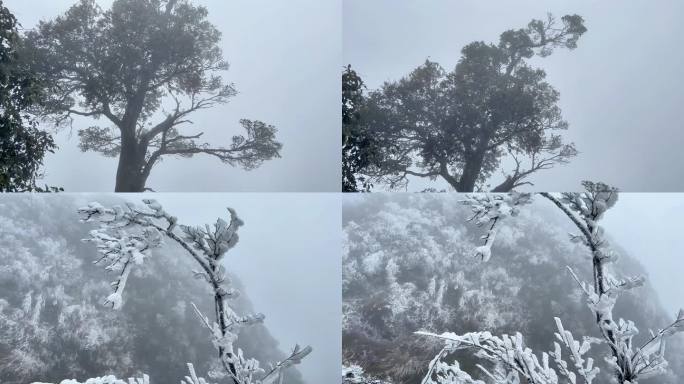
114,134,148,192
114,82,152,192
456,151,486,192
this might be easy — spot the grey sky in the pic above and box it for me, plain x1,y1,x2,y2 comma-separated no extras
344,0,684,192
86,193,342,384
603,194,684,317
7,0,340,192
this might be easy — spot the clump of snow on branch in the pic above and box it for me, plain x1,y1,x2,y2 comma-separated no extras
77,201,164,309
461,191,532,262
343,364,392,384
417,320,595,384
32,364,216,384
71,200,311,384
420,181,684,384
419,346,485,384
181,363,215,384
32,373,149,384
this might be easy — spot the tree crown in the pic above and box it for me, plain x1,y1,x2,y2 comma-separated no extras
27,0,231,125
360,14,586,191
0,0,59,192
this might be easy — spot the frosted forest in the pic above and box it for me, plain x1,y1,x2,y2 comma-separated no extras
342,188,684,384
0,195,315,384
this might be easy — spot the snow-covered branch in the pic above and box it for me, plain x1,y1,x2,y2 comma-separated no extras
461,191,532,262
418,323,584,384
421,181,683,384
69,200,311,384
33,373,149,384
342,364,393,384
33,365,211,384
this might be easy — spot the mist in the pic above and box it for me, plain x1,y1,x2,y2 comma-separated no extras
602,194,684,316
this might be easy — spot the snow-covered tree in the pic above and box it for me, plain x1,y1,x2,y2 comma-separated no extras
343,364,392,384
419,181,684,384
33,200,311,384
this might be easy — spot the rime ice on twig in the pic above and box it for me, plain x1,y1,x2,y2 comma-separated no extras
32,373,149,384
461,191,532,262
67,200,311,384
420,181,684,384
342,364,393,384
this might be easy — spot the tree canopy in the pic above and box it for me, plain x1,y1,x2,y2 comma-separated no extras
0,0,59,192
352,14,586,192
342,65,377,192
24,0,282,192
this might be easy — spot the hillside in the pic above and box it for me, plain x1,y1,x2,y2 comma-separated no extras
342,194,684,383
0,195,304,384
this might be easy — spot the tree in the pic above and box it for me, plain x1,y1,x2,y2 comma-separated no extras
342,364,391,384
24,0,282,192
342,65,376,192
359,14,586,192
0,0,59,192
419,182,684,384
73,199,311,384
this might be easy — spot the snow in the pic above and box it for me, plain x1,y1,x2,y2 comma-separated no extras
32,374,149,384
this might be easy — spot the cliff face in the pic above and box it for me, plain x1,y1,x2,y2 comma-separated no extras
343,194,684,384
0,195,303,384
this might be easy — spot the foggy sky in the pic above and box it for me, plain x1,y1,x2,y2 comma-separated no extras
76,193,342,384
603,194,684,316
344,0,684,192
6,0,340,192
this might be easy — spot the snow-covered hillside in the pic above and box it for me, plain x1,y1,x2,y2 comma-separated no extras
0,195,304,384
342,194,684,383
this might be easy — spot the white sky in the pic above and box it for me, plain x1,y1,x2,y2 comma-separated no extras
78,192,342,384
7,0,341,192
603,194,684,316
344,0,684,192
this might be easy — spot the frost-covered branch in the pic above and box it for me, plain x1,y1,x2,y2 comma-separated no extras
73,200,310,384
342,364,393,384
418,323,590,384
181,363,214,384
419,346,478,384
421,181,683,384
551,317,601,383
33,365,213,384
461,192,532,262
32,373,149,384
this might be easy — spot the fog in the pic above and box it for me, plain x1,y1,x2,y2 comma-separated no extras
603,194,684,316
344,0,684,192
6,0,341,192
